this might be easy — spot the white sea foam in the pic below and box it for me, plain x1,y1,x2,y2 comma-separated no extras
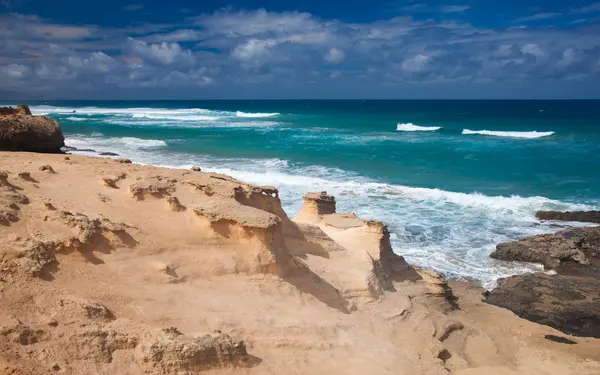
462,129,555,139
236,111,279,118
66,135,167,153
397,123,442,132
66,117,87,121
131,114,220,121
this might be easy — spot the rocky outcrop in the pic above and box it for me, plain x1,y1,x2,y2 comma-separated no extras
0,106,64,153
0,171,29,225
130,177,176,200
486,273,600,338
490,226,600,271
295,191,336,223
135,330,249,374
488,226,600,337
536,210,600,224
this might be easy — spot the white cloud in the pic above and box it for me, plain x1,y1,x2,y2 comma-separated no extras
521,43,545,57
401,54,431,72
231,39,279,66
126,38,195,66
144,29,203,43
325,48,345,63
64,52,116,73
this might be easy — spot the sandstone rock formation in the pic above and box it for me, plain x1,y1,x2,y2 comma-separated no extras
1,152,599,375
0,106,64,153
536,210,600,224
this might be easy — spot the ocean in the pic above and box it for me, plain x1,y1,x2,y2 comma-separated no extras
7,100,600,288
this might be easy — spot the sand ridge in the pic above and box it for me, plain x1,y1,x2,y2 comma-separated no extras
0,151,599,375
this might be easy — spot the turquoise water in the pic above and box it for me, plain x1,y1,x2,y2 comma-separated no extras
11,100,600,287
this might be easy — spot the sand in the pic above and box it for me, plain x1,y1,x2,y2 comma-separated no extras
0,151,599,375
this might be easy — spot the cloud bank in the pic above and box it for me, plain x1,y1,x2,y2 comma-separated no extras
1,7,600,98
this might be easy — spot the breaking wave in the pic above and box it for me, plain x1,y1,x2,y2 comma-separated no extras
462,129,555,139
397,123,442,132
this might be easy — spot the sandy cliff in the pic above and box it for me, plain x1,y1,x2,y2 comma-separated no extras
1,152,599,375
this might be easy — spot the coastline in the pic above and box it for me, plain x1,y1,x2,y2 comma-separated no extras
1,150,599,374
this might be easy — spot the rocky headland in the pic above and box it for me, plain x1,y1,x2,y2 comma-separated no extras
1,106,599,375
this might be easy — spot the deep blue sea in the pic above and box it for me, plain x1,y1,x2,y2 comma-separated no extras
7,100,600,288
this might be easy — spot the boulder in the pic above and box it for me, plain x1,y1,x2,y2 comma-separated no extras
490,226,600,271
0,107,64,153
486,273,600,338
488,226,600,337
536,210,600,224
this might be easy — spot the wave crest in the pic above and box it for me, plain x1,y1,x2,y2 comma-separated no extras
397,123,441,132
462,129,555,139
236,111,279,118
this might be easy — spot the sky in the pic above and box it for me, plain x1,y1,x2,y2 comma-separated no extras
1,0,600,99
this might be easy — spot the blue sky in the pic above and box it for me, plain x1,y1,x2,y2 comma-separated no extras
1,0,600,99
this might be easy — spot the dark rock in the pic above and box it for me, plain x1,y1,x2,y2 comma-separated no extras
490,226,600,270
536,210,600,224
486,273,600,338
191,166,201,172
0,108,64,153
100,152,119,156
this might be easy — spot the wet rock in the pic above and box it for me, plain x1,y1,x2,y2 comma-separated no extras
486,273,600,338
99,152,119,156
536,210,600,224
191,166,202,172
115,158,132,164
490,226,600,271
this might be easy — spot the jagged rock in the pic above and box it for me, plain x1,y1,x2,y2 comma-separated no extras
304,192,335,214
39,165,55,173
59,297,116,322
490,226,600,271
0,105,32,116
486,273,600,338
3,239,58,277
0,108,64,153
165,196,186,212
130,180,175,200
135,330,249,374
191,166,202,172
536,210,600,224
116,158,132,164
295,192,336,223
0,172,29,225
